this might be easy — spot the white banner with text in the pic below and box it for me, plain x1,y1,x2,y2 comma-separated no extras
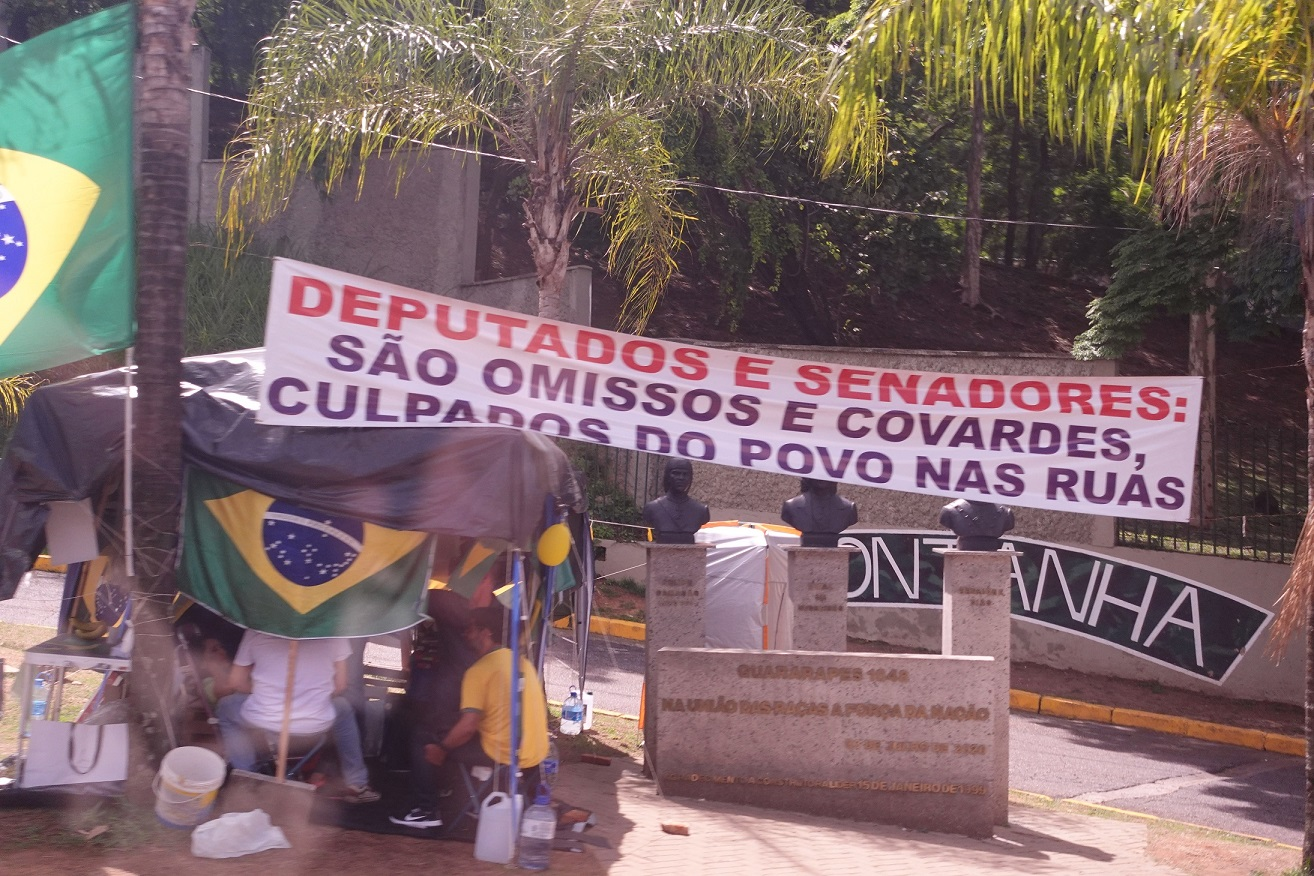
259,259,1202,521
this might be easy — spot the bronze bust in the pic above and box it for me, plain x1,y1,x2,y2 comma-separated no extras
643,459,710,544
939,499,1015,551
780,478,858,548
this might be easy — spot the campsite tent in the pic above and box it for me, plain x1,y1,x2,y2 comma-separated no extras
0,349,586,600
696,522,798,650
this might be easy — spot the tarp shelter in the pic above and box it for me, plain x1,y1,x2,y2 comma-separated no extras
696,522,798,650
0,349,587,600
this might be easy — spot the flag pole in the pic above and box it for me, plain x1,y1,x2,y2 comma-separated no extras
508,552,522,809
123,347,135,577
275,639,298,782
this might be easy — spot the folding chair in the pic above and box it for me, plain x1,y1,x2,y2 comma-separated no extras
447,759,542,834
253,730,329,783
446,761,505,834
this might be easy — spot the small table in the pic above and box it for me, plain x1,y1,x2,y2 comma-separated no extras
13,636,130,788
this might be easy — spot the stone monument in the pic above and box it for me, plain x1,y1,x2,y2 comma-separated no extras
643,459,711,544
939,498,1016,825
642,458,712,769
780,479,858,650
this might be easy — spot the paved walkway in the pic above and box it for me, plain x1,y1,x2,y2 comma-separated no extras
554,757,1185,876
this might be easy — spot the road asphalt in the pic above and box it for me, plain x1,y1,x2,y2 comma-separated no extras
3,570,1302,846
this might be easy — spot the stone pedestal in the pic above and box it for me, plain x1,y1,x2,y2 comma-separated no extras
785,547,857,651
643,543,711,771
656,648,1001,837
941,549,1017,825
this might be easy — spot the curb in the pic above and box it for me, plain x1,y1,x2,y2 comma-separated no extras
559,615,1307,758
1011,789,1301,851
33,555,66,574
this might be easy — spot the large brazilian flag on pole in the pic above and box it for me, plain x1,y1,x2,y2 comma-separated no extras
179,469,436,638
0,5,135,376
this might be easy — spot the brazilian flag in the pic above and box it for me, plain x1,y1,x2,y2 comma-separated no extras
179,469,436,638
0,5,135,376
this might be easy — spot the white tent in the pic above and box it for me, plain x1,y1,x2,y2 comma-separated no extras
695,522,798,650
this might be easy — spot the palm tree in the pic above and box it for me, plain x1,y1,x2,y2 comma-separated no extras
132,0,196,764
825,0,1314,864
222,0,883,332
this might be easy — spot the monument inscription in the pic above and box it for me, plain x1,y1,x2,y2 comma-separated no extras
656,648,1001,837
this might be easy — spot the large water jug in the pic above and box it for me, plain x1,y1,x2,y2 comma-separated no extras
473,791,522,864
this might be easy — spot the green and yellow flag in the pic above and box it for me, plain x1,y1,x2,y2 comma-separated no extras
0,5,135,376
178,469,435,638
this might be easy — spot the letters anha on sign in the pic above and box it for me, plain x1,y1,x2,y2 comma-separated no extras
259,259,1203,521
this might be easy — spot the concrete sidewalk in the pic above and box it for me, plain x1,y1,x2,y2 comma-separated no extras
554,756,1186,876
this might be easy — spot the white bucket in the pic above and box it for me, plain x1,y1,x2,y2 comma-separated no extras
473,791,523,864
153,746,226,828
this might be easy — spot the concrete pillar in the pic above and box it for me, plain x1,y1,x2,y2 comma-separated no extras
642,543,710,773
784,547,857,651
941,549,1017,826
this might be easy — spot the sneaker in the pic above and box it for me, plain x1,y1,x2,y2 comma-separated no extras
389,807,442,828
344,784,381,804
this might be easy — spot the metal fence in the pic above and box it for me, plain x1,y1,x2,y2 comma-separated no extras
568,444,664,540
1117,418,1307,563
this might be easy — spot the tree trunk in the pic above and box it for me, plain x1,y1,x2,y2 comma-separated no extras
131,0,196,774
1301,201,1314,873
1024,135,1050,270
524,88,578,322
1189,305,1217,526
960,79,984,307
1003,115,1023,267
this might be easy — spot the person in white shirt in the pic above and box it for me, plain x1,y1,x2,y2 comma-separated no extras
216,630,379,802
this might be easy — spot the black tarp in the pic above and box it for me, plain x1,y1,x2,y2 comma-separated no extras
0,349,586,599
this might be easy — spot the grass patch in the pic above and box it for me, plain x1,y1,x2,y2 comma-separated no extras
0,797,192,855
549,705,642,762
0,621,105,762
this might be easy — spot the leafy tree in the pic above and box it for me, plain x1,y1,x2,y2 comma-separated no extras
0,0,101,40
826,0,1314,862
222,0,883,331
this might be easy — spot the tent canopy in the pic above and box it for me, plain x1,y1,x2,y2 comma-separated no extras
0,349,586,599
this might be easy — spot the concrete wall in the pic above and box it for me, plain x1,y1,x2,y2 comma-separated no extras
196,152,480,296
462,265,593,329
195,150,592,322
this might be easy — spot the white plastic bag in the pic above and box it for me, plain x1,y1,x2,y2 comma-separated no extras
191,808,291,859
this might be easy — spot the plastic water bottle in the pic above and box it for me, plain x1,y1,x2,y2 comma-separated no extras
29,673,48,722
540,738,560,791
559,687,583,736
517,783,555,871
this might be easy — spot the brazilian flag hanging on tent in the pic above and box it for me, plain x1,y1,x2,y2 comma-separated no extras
179,469,435,638
0,5,135,376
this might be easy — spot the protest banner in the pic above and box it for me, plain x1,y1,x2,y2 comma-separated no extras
259,259,1203,521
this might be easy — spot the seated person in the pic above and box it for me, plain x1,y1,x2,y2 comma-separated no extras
412,607,549,812
388,588,478,829
216,630,379,803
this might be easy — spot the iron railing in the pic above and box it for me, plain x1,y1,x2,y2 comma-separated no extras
1117,418,1307,563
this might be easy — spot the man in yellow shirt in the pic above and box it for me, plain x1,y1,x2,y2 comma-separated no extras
412,605,548,809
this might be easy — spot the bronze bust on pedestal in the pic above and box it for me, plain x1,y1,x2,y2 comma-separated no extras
938,498,1015,551
780,478,858,548
643,459,710,544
